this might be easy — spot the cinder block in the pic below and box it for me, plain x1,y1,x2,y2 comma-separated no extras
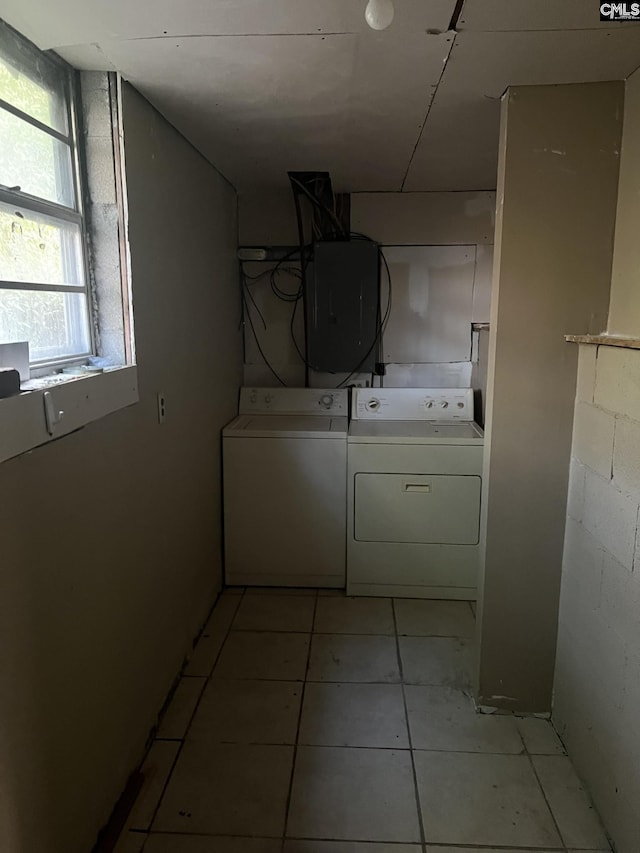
572,402,615,478
594,346,640,420
560,517,604,614
553,691,622,839
600,551,639,647
98,330,126,365
614,652,640,833
86,135,117,205
80,70,109,94
583,469,639,570
576,344,597,404
555,613,626,718
81,82,112,138
567,459,586,522
613,415,640,498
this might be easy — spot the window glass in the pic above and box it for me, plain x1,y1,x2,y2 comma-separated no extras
0,23,68,134
0,23,94,369
0,107,74,206
0,201,84,286
0,289,91,361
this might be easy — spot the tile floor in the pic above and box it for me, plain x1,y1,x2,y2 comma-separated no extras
116,589,612,853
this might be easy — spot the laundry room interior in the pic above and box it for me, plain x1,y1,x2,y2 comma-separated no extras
1,3,640,853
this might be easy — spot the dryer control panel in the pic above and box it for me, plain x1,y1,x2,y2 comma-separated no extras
352,387,474,421
239,387,349,415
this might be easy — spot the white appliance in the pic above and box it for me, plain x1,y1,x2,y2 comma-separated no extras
347,387,484,599
223,387,348,588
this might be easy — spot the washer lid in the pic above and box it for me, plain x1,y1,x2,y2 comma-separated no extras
224,414,348,439
348,419,484,445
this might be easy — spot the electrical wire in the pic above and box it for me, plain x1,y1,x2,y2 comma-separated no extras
239,266,286,386
291,184,312,385
242,272,267,330
289,176,348,240
239,246,314,386
239,221,393,389
290,288,307,365
336,244,393,388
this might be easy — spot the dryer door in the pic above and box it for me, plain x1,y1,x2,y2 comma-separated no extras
354,473,481,545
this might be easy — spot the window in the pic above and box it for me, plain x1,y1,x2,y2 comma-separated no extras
0,26,138,465
0,21,92,367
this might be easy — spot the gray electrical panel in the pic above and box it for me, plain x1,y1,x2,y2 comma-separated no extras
306,240,380,373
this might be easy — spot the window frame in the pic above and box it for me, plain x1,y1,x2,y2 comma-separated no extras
0,23,95,372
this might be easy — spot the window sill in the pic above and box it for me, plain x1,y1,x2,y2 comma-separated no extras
0,365,138,463
565,334,640,350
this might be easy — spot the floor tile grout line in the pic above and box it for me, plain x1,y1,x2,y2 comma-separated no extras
391,597,429,853
229,626,473,638
155,676,207,742
141,737,184,838
282,587,319,847
141,588,247,840
204,588,245,679
127,589,242,843
284,842,567,851
178,589,245,745
526,751,569,853
207,676,476,686
136,826,571,848
517,707,568,853
156,736,569,757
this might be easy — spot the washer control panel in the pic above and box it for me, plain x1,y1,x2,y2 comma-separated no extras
352,387,474,421
239,387,348,415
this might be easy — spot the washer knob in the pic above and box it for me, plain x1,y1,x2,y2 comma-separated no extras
441,401,449,408
366,398,381,411
425,400,434,409
457,402,465,409
319,394,334,410
264,394,273,405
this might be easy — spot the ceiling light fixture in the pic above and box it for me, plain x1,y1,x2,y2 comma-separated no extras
365,0,395,30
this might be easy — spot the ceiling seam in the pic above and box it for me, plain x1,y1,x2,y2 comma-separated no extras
352,188,496,195
448,0,466,32
455,26,636,33
399,34,456,192
113,32,355,42
121,82,239,194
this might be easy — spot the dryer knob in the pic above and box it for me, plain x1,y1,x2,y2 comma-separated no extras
441,401,449,408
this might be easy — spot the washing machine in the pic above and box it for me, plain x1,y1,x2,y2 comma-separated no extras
223,387,348,588
347,387,484,600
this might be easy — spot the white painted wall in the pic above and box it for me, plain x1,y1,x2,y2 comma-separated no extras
238,191,495,397
0,85,242,853
553,66,640,853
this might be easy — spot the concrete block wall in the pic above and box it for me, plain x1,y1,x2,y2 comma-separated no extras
553,343,640,853
81,72,126,365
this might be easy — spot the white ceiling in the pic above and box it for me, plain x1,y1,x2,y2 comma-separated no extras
2,0,640,193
